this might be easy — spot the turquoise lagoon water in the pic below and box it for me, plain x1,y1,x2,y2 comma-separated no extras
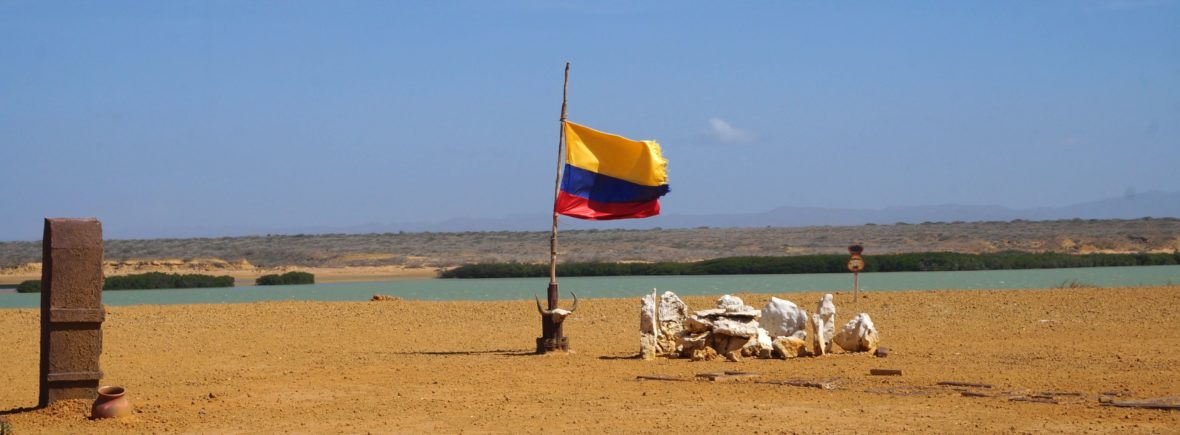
1,265,1177,309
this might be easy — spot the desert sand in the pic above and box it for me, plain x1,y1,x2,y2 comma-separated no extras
2,286,1179,433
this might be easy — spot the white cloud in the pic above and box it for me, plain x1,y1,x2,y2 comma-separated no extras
705,118,757,144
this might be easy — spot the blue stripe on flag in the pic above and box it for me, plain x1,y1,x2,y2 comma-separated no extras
560,164,669,203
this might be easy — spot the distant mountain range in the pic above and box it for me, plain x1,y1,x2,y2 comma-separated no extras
97,191,1180,239
304,190,1180,234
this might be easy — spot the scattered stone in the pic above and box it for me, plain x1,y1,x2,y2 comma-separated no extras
711,333,750,357
771,334,808,359
747,327,774,358
690,346,720,361
640,293,659,360
812,294,837,355
684,315,713,333
640,291,884,362
874,347,891,357
370,294,401,301
717,294,745,311
756,346,773,359
679,332,709,354
712,317,760,338
679,294,774,362
760,297,809,339
834,313,879,353
639,333,659,361
961,391,992,398
657,291,689,345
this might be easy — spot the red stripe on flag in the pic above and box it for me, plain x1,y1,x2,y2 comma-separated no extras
555,191,661,220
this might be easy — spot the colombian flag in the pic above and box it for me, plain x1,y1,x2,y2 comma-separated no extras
555,122,669,220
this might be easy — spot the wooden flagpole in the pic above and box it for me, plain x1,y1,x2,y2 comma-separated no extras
549,62,569,296
538,62,570,354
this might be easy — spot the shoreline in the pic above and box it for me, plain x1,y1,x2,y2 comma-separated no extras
2,264,1178,308
0,264,439,286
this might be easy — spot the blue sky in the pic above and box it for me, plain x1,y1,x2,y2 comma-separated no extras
2,1,1178,240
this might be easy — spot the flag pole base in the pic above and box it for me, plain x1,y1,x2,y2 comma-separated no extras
536,337,570,354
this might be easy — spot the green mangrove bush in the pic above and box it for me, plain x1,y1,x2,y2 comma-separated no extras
16,280,41,293
440,251,1180,278
255,271,315,286
103,272,235,290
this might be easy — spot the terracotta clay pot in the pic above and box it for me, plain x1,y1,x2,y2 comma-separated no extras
91,385,132,419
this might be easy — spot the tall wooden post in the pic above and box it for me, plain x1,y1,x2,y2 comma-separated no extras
39,218,105,407
538,62,571,354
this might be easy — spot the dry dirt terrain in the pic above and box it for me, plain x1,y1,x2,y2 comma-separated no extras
2,286,1179,433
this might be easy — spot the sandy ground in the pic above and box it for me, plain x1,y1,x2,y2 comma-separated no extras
2,286,1179,433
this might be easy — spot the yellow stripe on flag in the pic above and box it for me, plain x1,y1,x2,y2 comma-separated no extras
564,121,668,187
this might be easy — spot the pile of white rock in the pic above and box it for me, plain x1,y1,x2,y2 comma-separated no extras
640,291,879,361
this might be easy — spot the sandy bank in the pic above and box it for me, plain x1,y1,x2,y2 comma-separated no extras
2,286,1179,433
0,261,438,286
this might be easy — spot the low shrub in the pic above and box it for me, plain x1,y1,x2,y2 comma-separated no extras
441,251,1180,278
103,272,235,290
255,271,315,286
16,280,41,293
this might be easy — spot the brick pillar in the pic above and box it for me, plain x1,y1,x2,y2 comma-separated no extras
39,218,105,407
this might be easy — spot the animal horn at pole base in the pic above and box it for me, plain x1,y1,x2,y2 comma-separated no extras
568,292,578,313
535,295,551,315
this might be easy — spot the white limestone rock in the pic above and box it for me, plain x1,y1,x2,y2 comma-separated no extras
693,308,726,318
812,294,837,355
685,315,713,333
834,313,880,353
716,294,761,317
658,291,690,334
760,297,809,339
640,293,658,360
717,294,746,311
712,317,760,338
656,291,689,353
811,313,827,355
678,331,709,356
741,327,774,359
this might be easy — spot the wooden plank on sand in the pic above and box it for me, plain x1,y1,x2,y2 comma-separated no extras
869,369,903,376
937,381,993,389
696,372,760,382
758,378,841,390
1102,398,1180,410
636,375,686,381
1011,396,1058,404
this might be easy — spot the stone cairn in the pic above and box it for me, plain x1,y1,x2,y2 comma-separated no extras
640,291,879,361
